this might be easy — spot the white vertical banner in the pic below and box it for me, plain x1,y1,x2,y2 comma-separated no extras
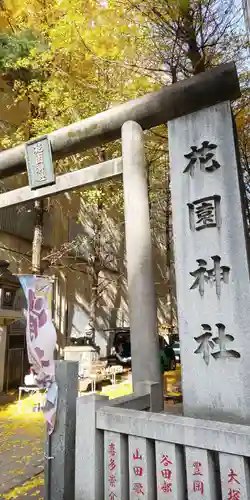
19,275,58,434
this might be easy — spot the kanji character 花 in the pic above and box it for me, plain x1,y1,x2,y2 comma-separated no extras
193,480,204,495
228,469,240,485
133,448,142,460
161,469,172,480
108,474,116,488
33,142,43,154
161,481,172,493
132,482,144,495
190,256,230,298
184,141,220,176
134,466,143,476
160,455,173,467
193,461,203,476
228,489,241,500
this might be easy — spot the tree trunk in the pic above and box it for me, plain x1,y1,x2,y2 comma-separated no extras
165,167,174,330
179,4,205,74
87,149,106,344
32,199,44,274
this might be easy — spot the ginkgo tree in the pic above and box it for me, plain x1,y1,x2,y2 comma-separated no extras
0,0,157,338
0,0,248,339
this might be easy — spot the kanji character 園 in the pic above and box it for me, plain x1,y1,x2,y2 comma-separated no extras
193,479,204,495
188,195,221,232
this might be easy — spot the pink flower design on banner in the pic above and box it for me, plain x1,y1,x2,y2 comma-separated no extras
28,289,47,340
35,347,50,368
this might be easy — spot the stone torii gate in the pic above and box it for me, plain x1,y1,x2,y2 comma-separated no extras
0,63,239,409
1,62,248,500
0,63,240,407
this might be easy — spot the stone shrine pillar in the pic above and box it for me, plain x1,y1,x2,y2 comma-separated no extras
169,101,250,424
0,326,7,392
122,121,163,409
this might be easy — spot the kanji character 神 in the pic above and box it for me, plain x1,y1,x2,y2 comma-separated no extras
193,480,204,495
190,256,230,298
132,482,144,495
184,141,221,176
228,489,241,500
193,461,203,476
228,469,240,485
161,481,172,493
160,455,172,467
